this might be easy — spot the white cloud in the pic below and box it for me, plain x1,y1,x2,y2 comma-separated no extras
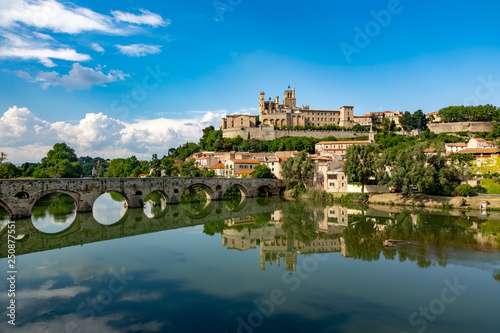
0,106,226,163
0,0,118,34
115,44,161,57
18,280,90,299
0,31,91,67
36,63,129,90
111,9,170,27
91,42,105,53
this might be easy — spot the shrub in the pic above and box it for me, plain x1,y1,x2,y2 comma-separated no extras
454,184,473,197
472,185,487,194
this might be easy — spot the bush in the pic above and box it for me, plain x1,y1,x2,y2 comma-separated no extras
291,184,306,198
454,184,473,197
472,185,487,194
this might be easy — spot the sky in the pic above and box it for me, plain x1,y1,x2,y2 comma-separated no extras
1,0,500,164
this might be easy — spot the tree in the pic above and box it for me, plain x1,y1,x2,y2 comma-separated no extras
37,143,82,178
280,151,313,188
0,152,7,164
252,164,275,179
343,144,380,193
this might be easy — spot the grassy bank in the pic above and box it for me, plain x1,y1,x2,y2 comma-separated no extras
299,188,500,210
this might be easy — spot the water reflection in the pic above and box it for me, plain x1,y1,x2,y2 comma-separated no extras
93,191,127,225
31,193,76,233
1,198,500,333
143,191,168,218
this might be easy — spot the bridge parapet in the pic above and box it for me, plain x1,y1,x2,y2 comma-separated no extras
0,177,286,219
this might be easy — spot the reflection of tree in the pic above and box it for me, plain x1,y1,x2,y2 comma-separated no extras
32,193,75,223
203,221,226,236
144,191,166,218
343,212,477,268
109,191,125,202
281,201,317,243
180,187,208,204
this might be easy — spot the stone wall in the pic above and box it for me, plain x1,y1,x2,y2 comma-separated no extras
347,184,391,193
222,126,366,140
428,122,494,134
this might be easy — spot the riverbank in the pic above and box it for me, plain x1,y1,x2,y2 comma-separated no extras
297,189,500,210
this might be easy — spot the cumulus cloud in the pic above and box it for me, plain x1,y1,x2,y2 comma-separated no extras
18,280,90,299
111,9,170,27
0,106,226,163
36,63,129,90
91,42,105,53
115,44,161,57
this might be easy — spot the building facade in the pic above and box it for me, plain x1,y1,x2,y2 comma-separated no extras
259,87,355,128
222,114,257,130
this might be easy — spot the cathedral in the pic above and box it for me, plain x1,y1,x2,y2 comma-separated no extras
259,87,355,128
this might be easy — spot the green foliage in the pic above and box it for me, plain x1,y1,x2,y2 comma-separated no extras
454,184,473,196
280,151,314,187
438,104,499,122
291,184,306,198
399,110,428,131
252,164,275,178
224,185,242,199
343,144,380,192
105,156,145,178
472,185,487,194
339,193,369,203
36,143,83,178
386,144,460,195
199,126,223,151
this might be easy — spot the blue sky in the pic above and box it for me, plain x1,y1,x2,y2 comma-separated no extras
1,0,500,163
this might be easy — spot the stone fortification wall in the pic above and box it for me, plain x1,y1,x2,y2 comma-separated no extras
222,126,366,140
428,122,494,134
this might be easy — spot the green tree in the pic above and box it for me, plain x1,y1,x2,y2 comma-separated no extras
252,164,275,178
343,144,380,193
280,151,313,188
37,143,82,178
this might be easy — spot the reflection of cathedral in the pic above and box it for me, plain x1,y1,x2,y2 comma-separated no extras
259,87,355,128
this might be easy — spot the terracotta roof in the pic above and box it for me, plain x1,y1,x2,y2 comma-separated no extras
472,138,486,141
235,170,255,175
354,115,371,118
316,141,371,145
445,143,467,147
423,148,437,153
228,159,260,164
456,148,500,154
209,163,224,169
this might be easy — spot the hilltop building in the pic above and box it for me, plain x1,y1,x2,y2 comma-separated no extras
221,87,355,130
259,87,355,128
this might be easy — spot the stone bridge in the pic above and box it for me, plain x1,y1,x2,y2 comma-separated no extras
0,177,286,219
0,198,290,258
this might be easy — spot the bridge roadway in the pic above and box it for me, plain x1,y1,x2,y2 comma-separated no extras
0,177,286,219
0,197,290,258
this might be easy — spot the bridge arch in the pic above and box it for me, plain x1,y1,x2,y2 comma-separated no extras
223,183,248,199
183,183,215,202
31,189,80,212
143,190,169,219
0,199,13,218
257,185,273,197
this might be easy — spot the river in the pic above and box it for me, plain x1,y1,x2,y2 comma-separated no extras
0,192,499,333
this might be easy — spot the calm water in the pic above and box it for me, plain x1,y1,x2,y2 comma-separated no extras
1,193,500,333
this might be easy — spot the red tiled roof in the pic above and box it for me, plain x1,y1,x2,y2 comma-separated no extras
235,170,255,175
445,143,467,147
456,148,500,154
316,141,371,145
228,159,260,164
209,163,224,169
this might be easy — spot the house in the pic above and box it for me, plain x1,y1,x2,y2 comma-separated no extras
209,163,225,177
315,140,372,159
468,138,493,149
353,114,372,127
455,148,500,159
445,143,467,154
224,159,260,177
426,111,441,122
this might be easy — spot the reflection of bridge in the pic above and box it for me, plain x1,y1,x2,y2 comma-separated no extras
0,177,285,218
0,198,290,258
